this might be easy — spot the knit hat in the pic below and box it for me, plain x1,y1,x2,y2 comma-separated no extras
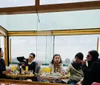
75,52,84,60
89,50,99,61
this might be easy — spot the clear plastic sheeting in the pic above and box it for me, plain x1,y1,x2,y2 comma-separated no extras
0,0,35,8
40,0,98,5
0,9,100,31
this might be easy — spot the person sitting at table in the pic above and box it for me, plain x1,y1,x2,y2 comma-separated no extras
17,53,40,74
44,54,64,83
38,54,63,83
49,54,63,74
0,47,11,78
60,52,84,85
26,53,40,74
77,50,100,85
19,53,40,81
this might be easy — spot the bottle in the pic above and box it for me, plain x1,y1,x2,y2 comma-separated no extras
19,66,22,74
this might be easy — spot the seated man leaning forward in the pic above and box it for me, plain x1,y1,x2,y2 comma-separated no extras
60,52,84,85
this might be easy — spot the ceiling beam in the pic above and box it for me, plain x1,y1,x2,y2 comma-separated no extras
38,1,100,13
0,1,100,14
8,28,100,36
0,26,8,36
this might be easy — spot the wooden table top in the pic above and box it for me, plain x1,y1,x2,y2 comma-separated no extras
6,73,34,78
0,79,70,85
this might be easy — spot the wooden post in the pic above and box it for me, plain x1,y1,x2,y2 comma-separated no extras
96,37,99,52
35,0,40,7
4,36,9,66
9,38,12,64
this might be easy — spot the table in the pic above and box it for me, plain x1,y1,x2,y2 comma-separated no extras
39,73,63,83
0,79,70,85
6,73,34,80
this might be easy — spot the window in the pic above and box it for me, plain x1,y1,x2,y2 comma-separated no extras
10,36,53,64
0,0,35,8
40,0,97,5
54,35,100,63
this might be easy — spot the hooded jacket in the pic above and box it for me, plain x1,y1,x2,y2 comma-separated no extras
82,50,100,85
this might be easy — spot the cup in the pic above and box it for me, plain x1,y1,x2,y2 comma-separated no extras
29,70,33,74
26,66,28,72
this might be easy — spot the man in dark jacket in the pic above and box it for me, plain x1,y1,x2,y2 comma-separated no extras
0,47,6,78
82,50,100,85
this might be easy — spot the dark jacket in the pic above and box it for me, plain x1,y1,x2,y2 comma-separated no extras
0,58,6,78
82,59,100,85
27,61,37,74
23,60,40,74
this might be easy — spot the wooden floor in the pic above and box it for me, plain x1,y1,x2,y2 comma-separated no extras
0,79,70,85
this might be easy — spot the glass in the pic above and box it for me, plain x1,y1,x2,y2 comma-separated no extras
25,66,28,72
40,0,97,5
55,35,99,62
46,67,51,73
11,66,16,71
29,70,33,74
1,9,100,31
0,0,35,8
10,36,53,65
41,67,51,73
10,65,18,73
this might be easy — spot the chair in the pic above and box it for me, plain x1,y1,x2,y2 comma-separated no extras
35,63,41,74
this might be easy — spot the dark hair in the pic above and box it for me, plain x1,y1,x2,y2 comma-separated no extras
51,54,62,64
89,50,99,61
30,53,35,58
75,52,84,60
0,47,2,53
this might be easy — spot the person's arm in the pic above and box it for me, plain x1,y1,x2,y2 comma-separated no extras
0,59,11,74
59,64,71,79
0,59,6,73
49,64,53,73
76,78,83,85
65,64,71,73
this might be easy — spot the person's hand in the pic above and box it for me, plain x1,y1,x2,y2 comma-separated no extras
39,76,47,80
81,59,87,65
76,81,82,85
61,70,66,76
3,69,11,74
21,62,25,66
47,77,54,80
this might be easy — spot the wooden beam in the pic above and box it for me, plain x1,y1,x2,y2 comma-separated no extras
0,1,100,14
9,38,12,64
35,0,40,6
8,28,100,36
8,31,36,36
8,31,52,36
0,33,3,36
38,1,100,13
97,37,99,52
0,6,37,14
52,28,100,35
0,26,8,36
4,36,9,66
0,26,8,66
